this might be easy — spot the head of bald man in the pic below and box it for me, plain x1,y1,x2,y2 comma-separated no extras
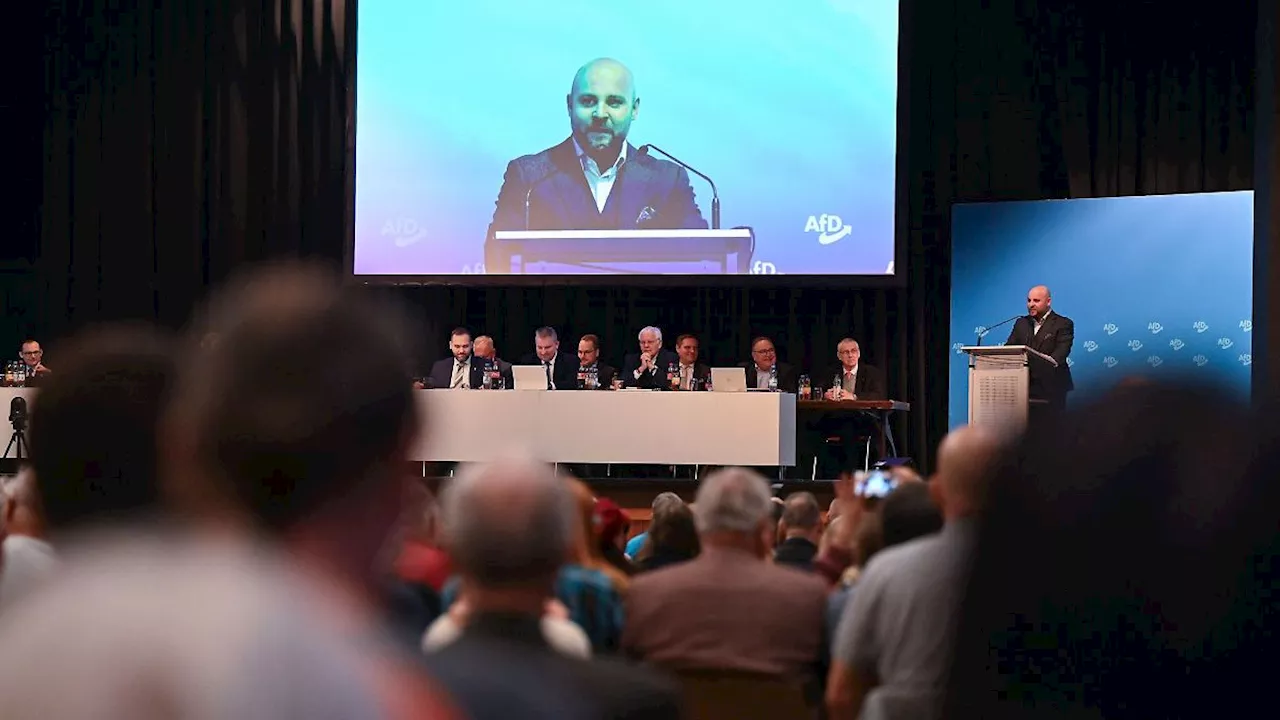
1026,285,1052,319
566,58,639,162
930,425,1005,520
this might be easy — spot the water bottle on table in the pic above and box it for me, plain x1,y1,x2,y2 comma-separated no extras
768,365,778,392
798,374,811,400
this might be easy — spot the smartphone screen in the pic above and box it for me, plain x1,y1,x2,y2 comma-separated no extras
856,469,898,498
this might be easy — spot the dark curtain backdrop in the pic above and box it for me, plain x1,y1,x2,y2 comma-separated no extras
10,0,1258,470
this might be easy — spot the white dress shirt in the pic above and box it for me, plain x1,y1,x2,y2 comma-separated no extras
1033,308,1053,336
574,139,628,213
449,358,472,389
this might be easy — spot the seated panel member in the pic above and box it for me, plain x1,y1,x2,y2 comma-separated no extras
427,327,486,390
741,336,798,393
19,340,52,378
576,334,617,389
621,326,680,390
822,338,887,401
672,334,712,391
519,327,579,390
484,58,707,273
473,335,514,389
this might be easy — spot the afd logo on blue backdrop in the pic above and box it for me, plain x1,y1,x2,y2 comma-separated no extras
806,214,852,245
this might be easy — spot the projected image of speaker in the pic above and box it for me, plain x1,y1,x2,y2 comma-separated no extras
352,2,902,278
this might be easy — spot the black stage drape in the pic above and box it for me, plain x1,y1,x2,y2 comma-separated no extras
12,0,1261,470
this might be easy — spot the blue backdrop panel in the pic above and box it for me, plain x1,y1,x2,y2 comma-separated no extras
949,191,1254,428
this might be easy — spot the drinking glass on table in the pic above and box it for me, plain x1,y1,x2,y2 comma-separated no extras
611,377,623,391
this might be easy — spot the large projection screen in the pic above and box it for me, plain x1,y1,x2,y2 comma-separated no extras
351,1,902,281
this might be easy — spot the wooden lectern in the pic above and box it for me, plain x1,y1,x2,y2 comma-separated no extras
959,345,1058,430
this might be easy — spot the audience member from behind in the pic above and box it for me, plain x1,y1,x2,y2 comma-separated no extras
944,383,1280,719
0,267,458,718
0,471,57,610
774,491,823,571
426,456,681,720
623,468,828,678
25,324,178,537
625,491,683,557
826,481,942,646
393,484,453,593
569,479,630,592
593,498,634,577
632,502,700,572
827,425,1002,720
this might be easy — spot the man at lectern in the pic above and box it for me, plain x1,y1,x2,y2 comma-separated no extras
483,58,707,270
1005,285,1074,409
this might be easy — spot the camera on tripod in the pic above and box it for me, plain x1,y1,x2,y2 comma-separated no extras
4,396,29,465
9,396,28,432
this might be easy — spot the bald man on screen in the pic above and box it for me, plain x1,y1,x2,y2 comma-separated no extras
484,58,707,272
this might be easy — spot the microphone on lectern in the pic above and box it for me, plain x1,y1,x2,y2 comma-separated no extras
975,315,1022,346
524,170,562,230
636,144,720,229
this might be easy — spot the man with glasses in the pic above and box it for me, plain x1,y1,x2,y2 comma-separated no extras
823,338,886,401
19,340,51,379
741,336,797,393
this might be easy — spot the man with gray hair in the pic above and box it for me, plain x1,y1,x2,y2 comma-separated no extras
622,468,828,677
425,457,681,720
625,491,684,558
621,326,680,389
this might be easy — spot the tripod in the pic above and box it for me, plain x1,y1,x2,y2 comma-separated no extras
3,427,27,463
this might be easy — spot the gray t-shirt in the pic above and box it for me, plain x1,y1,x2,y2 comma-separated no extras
833,519,977,696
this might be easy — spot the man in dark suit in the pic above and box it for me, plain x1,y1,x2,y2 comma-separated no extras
741,336,798,393
427,327,487,390
673,334,712,391
519,327,579,390
621,326,680,389
484,58,707,273
575,334,617,389
810,337,892,476
822,338,888,401
426,458,681,720
473,335,515,389
1004,285,1075,410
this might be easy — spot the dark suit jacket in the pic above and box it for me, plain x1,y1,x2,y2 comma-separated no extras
517,352,580,390
741,361,799,393
621,350,681,389
824,362,888,401
575,361,617,389
622,546,828,678
426,356,487,390
485,138,707,272
674,362,713,391
1005,311,1075,400
425,613,681,720
477,357,515,389
773,537,820,573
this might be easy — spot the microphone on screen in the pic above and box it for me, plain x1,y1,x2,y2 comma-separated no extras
524,170,562,230
975,315,1023,346
636,144,720,229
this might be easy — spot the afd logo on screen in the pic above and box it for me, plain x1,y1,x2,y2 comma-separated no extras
382,218,426,248
805,214,852,245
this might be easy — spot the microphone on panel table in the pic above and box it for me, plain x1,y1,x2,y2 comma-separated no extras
975,315,1023,346
524,170,562,230
636,144,720,229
